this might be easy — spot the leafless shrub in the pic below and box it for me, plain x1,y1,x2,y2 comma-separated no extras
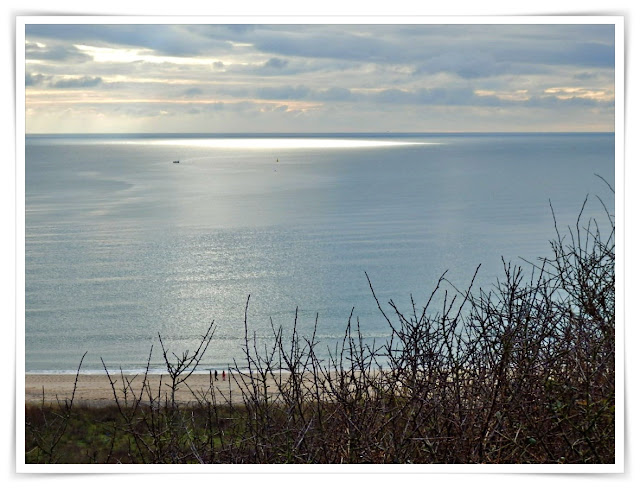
25,352,86,463
25,187,615,464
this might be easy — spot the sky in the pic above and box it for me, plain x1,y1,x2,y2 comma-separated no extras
23,22,616,133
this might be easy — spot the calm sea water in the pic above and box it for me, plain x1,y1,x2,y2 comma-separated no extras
25,133,614,374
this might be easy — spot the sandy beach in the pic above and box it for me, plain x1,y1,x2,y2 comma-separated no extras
25,372,289,407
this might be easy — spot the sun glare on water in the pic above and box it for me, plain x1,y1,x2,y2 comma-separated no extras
134,138,433,149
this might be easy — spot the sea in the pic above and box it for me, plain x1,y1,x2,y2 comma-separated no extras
24,133,615,374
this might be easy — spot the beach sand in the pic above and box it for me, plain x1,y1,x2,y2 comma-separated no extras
25,372,290,407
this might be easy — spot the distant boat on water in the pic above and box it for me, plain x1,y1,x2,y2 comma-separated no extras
173,160,180,164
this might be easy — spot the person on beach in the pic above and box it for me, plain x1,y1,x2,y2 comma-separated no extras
214,370,218,381
222,370,226,381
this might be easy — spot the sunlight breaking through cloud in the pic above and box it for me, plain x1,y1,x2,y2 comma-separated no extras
24,23,616,133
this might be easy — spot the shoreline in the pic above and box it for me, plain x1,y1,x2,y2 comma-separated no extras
25,372,289,407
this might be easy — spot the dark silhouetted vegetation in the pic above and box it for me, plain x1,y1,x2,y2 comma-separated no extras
26,191,615,464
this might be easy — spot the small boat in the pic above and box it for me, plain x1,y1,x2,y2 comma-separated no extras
173,160,180,164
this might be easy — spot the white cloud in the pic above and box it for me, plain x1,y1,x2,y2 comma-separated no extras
24,23,616,133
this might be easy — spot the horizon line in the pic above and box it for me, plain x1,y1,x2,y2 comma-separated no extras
25,130,614,136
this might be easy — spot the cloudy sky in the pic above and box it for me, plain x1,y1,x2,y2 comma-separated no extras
24,22,616,133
